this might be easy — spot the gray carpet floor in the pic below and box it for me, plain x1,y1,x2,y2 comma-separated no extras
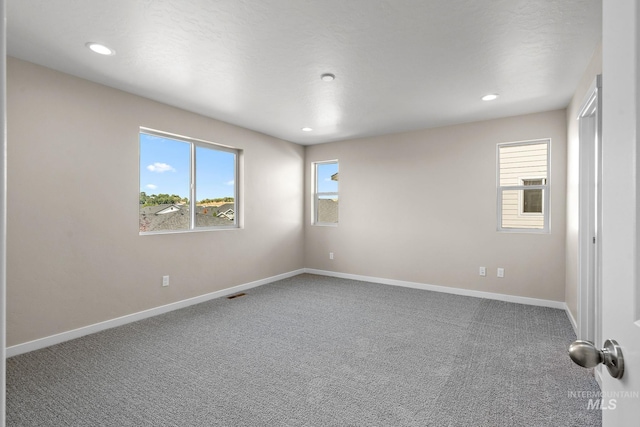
6,274,601,426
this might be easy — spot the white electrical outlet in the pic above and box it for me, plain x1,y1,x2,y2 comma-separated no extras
497,268,505,278
162,275,170,287
479,267,486,277
329,252,334,260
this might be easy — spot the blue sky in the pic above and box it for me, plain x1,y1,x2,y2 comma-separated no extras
317,162,338,193
140,133,235,200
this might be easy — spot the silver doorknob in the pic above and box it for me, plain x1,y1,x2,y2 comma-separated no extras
569,339,624,379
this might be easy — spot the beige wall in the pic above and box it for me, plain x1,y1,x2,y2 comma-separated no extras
305,110,567,301
6,58,305,346
7,54,592,348
565,44,603,322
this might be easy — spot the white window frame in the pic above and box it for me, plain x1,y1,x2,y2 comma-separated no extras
139,127,241,234
312,160,339,226
496,139,550,233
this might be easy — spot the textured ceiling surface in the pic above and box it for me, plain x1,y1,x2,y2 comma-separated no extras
7,0,602,144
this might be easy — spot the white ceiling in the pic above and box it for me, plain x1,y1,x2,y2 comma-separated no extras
7,0,602,145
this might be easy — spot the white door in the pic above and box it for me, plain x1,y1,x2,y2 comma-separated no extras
578,75,602,347
599,1,640,424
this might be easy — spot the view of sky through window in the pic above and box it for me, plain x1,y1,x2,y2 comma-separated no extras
195,145,236,202
139,133,235,201
316,162,338,193
139,134,190,199
314,161,339,224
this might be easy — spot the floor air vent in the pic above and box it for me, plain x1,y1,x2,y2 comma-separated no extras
227,293,246,300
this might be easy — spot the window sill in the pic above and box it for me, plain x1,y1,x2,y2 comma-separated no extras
139,226,241,236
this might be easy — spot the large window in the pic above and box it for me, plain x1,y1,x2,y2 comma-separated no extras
497,139,550,232
139,129,239,233
313,161,339,225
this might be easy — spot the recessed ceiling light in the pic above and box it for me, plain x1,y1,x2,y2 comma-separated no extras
302,127,313,132
482,93,499,101
321,73,336,82
86,42,115,56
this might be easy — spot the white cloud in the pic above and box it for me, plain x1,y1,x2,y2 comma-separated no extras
146,184,158,190
147,162,175,173
225,180,235,186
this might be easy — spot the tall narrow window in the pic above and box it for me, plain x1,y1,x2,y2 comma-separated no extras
313,161,339,225
139,129,239,233
497,139,550,232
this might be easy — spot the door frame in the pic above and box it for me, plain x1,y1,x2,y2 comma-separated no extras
1,0,7,425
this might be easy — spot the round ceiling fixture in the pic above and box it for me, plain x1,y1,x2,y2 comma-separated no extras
302,127,313,132
86,42,115,56
321,73,336,82
482,93,499,101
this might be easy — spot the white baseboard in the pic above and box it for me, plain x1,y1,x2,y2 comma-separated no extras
6,269,305,358
304,268,566,310
7,267,569,357
564,304,578,335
